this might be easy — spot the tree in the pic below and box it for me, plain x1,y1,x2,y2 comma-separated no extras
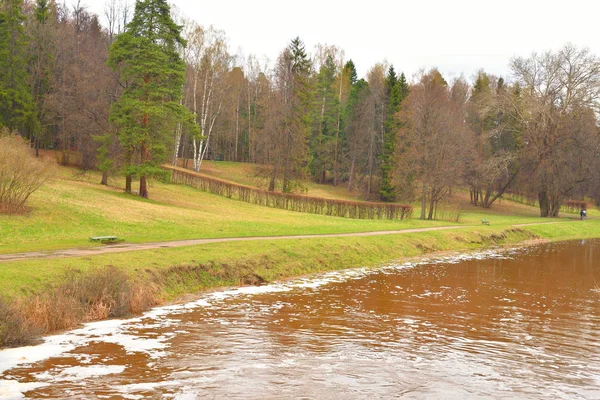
263,37,312,192
108,0,197,198
0,0,38,138
380,66,409,201
464,72,520,208
309,53,339,183
26,0,55,156
395,69,472,220
344,77,370,192
509,44,600,217
331,59,355,186
180,23,229,171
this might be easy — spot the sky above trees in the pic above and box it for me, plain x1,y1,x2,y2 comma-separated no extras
85,0,600,80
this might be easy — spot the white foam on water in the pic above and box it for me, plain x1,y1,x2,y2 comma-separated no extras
34,365,126,382
0,341,76,375
116,380,183,393
0,380,49,400
0,246,514,399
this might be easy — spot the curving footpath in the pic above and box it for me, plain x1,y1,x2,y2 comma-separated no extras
0,226,468,263
0,222,565,263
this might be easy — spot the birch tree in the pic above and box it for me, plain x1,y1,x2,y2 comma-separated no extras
184,24,230,171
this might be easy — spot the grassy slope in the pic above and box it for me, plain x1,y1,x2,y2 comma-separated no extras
1,162,598,301
0,166,452,254
178,160,369,201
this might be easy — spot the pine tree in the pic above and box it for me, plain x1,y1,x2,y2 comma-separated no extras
0,0,38,138
108,0,197,198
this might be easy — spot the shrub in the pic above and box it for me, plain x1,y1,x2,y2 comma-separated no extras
61,266,158,320
0,130,54,214
1,266,161,347
0,297,37,348
167,166,413,220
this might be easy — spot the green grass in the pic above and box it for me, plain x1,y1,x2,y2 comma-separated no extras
0,166,453,254
4,219,599,300
2,162,600,347
1,163,599,300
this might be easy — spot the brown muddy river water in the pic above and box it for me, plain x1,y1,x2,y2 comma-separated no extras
1,240,600,399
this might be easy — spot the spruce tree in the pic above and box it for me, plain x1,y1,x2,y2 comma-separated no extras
310,54,339,183
108,0,197,198
379,66,403,201
28,0,54,154
378,70,409,201
0,0,38,138
281,37,312,193
344,60,358,85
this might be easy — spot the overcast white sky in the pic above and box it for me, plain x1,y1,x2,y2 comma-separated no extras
85,0,600,82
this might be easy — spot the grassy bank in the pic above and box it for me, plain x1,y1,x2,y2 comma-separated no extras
0,166,453,254
1,164,599,347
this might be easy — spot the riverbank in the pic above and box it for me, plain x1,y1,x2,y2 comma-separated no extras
2,219,599,348
1,166,598,347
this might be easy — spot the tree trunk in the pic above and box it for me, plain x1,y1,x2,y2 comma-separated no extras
125,174,132,194
367,129,374,194
538,191,549,217
348,151,356,192
269,174,276,192
550,195,562,217
428,189,437,220
101,171,108,186
482,189,492,209
139,176,148,198
420,182,427,220
139,139,149,198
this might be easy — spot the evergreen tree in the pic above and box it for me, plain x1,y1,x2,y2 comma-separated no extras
310,54,339,183
282,37,312,192
34,0,49,23
344,60,358,85
380,67,408,201
0,0,38,137
108,0,197,198
27,0,55,154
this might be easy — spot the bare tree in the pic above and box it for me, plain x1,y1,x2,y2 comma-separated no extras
104,0,130,43
510,44,600,216
260,38,312,193
395,69,472,220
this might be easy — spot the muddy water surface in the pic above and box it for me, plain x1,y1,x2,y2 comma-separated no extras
1,240,600,399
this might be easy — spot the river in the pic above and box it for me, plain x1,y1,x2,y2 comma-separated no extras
1,240,599,399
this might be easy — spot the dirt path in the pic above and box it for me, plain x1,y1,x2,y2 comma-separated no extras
0,221,569,263
0,226,468,263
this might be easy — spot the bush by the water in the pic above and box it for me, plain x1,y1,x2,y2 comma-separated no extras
0,266,159,348
0,130,54,214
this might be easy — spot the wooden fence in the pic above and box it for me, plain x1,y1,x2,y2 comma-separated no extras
164,166,412,220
